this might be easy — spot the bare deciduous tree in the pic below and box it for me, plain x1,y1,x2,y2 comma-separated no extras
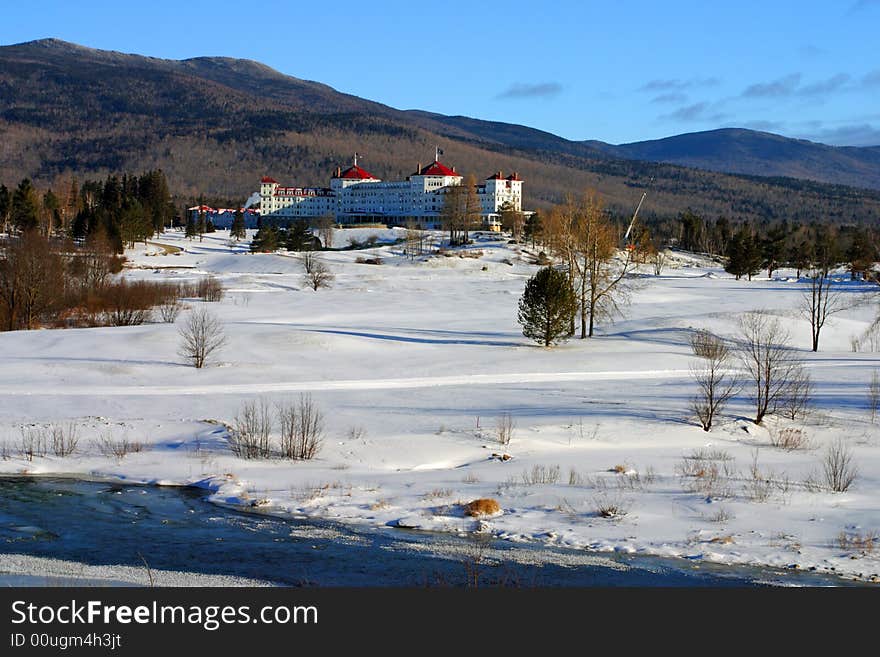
689,330,739,431
822,439,858,492
738,312,802,424
178,306,227,368
869,369,880,424
303,259,334,291
312,214,334,250
799,268,849,352
779,364,813,420
567,191,637,339
229,399,272,459
495,413,515,446
652,250,667,276
277,394,324,460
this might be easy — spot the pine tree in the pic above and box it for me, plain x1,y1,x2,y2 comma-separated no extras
11,178,40,232
196,210,206,242
185,212,197,239
517,266,577,346
761,226,787,278
230,208,246,241
847,228,875,280
250,225,280,253
286,221,313,251
0,185,10,234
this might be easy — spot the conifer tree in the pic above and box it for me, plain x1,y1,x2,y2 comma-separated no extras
517,266,577,346
230,208,246,241
185,212,197,239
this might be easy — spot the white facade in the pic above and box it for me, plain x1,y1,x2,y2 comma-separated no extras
259,156,527,229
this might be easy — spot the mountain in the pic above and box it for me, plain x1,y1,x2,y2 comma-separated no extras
588,128,880,190
2,38,880,226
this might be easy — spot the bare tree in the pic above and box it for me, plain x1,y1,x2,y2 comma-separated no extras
303,259,334,291
799,268,849,352
495,413,515,446
822,439,858,492
779,365,813,420
869,369,880,424
301,250,316,274
738,312,802,424
568,191,637,338
689,330,739,431
312,214,334,250
403,219,424,260
277,394,324,459
178,306,227,368
652,250,667,276
230,399,273,459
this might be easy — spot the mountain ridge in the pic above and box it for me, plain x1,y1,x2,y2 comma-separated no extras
2,38,880,225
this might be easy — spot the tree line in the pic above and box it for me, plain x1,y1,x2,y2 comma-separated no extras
0,170,175,252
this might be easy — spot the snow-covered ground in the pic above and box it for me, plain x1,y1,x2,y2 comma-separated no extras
2,226,879,584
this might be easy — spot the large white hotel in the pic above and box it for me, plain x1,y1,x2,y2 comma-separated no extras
259,150,526,230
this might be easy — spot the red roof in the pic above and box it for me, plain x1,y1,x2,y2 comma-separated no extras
261,176,278,184
337,164,378,180
416,160,460,177
506,172,523,181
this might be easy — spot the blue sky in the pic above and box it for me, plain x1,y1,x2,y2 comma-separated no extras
2,1,879,146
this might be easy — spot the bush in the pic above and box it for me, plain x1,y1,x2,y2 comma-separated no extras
277,394,324,460
197,276,224,302
229,399,273,459
822,439,858,492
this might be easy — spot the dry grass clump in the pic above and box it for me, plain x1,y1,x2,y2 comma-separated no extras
464,498,502,517
837,531,877,554
769,427,810,451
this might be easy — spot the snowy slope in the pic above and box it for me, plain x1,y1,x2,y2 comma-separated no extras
1,227,879,583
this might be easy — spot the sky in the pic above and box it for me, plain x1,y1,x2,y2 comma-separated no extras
2,0,879,146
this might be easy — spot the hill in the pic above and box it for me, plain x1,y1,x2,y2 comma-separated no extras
588,128,880,190
2,38,880,225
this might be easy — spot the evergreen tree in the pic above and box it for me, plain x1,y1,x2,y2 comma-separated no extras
250,225,280,253
517,266,577,347
230,208,246,240
286,221,313,251
847,228,875,280
725,228,761,280
185,212,197,239
11,178,40,232
196,209,206,241
761,225,787,278
0,185,10,233
523,211,542,247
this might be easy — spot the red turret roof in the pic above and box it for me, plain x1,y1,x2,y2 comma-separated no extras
337,164,378,180
416,160,460,177
261,176,278,184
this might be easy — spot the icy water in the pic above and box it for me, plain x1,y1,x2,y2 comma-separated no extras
0,477,855,587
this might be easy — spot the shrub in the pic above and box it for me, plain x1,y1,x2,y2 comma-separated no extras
277,394,324,460
94,434,145,459
50,422,79,457
521,464,560,485
197,276,224,302
495,413,515,446
769,427,810,451
822,439,858,492
229,399,273,459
